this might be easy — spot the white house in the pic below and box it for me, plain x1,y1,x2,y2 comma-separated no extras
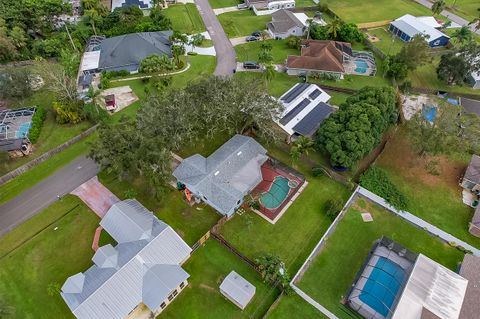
277,83,335,139
267,9,306,39
245,0,295,10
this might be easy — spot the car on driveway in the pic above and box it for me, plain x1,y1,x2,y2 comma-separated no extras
251,31,262,37
237,3,248,9
243,61,260,69
246,36,259,42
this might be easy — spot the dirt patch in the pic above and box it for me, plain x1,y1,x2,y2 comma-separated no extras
199,283,216,292
376,126,467,189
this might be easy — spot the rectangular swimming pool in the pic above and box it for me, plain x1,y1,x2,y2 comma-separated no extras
358,257,405,317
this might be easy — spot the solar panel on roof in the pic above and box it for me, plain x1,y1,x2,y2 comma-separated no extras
280,83,310,103
292,102,335,136
279,98,310,125
309,89,321,100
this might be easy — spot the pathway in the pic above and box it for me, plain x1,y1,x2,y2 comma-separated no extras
71,176,119,218
413,0,480,34
213,6,240,15
195,0,237,76
230,36,248,46
0,156,99,236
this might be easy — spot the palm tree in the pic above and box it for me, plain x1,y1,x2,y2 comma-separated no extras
451,26,473,45
87,85,101,113
290,136,315,162
431,0,446,15
470,10,480,31
263,64,275,83
189,33,204,52
327,18,343,40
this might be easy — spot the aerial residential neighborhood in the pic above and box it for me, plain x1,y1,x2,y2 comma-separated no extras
1,0,480,318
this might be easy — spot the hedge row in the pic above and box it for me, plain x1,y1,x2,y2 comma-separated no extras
28,107,46,144
359,167,408,210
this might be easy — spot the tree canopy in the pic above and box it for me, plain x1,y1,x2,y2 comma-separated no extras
315,87,398,168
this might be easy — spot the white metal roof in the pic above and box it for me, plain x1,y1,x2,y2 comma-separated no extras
392,254,468,319
220,271,256,309
80,51,100,72
416,16,442,29
392,14,449,41
277,83,332,136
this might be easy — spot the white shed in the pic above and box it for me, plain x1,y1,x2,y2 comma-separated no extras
219,271,256,310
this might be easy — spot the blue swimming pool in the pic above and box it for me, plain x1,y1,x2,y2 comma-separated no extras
354,60,369,74
358,257,405,317
16,122,32,138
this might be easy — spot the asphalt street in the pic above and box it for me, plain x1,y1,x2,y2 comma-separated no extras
0,156,99,236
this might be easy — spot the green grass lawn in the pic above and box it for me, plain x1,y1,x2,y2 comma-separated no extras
163,4,206,34
366,27,405,55
321,0,433,24
375,126,480,248
266,293,327,319
160,239,279,318
99,172,220,246
0,195,98,319
297,201,465,319
208,0,241,9
235,39,299,64
218,10,271,37
295,0,316,7
198,38,214,47
409,56,480,95
445,0,480,21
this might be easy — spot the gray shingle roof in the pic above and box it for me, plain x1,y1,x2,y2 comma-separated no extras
99,31,173,72
220,271,256,309
464,155,480,185
61,199,192,319
173,135,268,216
269,9,304,34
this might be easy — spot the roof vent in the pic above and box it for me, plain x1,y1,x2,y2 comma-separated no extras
237,151,242,156
214,171,220,176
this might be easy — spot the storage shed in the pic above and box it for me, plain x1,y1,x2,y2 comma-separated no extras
219,271,256,310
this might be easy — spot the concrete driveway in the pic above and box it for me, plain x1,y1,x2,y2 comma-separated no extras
230,36,249,46
195,0,236,76
71,176,119,218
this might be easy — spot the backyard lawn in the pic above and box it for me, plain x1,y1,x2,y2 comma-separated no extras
266,293,327,319
366,27,405,55
163,4,206,34
0,195,99,319
321,0,433,24
160,239,279,318
208,0,241,9
99,172,220,246
235,39,299,64
296,199,465,319
218,10,271,37
375,126,480,248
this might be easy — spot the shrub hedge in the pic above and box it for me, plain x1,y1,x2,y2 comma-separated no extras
359,167,408,210
28,107,46,143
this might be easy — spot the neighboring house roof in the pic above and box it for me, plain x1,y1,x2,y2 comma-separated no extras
173,135,268,216
98,31,173,71
460,98,480,117
220,271,256,309
267,9,304,34
464,155,480,184
80,51,100,72
416,16,442,29
471,205,480,228
459,254,480,319
61,199,192,319
286,40,352,73
111,0,153,11
391,14,449,41
391,254,468,319
277,83,334,136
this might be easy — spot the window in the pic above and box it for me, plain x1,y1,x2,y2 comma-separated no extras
168,294,174,301
160,302,166,309
180,282,185,289
173,289,178,297
237,199,241,205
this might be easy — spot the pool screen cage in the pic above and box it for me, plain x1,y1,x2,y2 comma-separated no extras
0,107,36,140
345,237,417,319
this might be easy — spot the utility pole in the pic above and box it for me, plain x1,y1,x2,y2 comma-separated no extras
65,24,78,52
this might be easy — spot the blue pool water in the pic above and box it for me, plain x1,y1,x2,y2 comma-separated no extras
354,60,369,74
260,176,291,209
16,122,32,138
423,105,437,122
358,257,405,317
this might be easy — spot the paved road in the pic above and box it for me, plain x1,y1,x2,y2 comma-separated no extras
195,0,236,76
0,156,99,236
413,0,480,34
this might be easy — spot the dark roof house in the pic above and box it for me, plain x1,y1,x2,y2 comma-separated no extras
173,135,268,216
286,40,352,74
98,31,173,73
267,9,305,39
462,155,480,189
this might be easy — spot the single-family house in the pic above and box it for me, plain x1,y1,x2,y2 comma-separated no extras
277,83,335,139
61,199,192,319
79,31,173,75
460,155,480,237
267,9,306,39
244,0,295,10
173,135,268,217
468,71,480,89
459,254,480,319
286,40,377,77
111,0,153,11
389,14,450,47
219,271,256,310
